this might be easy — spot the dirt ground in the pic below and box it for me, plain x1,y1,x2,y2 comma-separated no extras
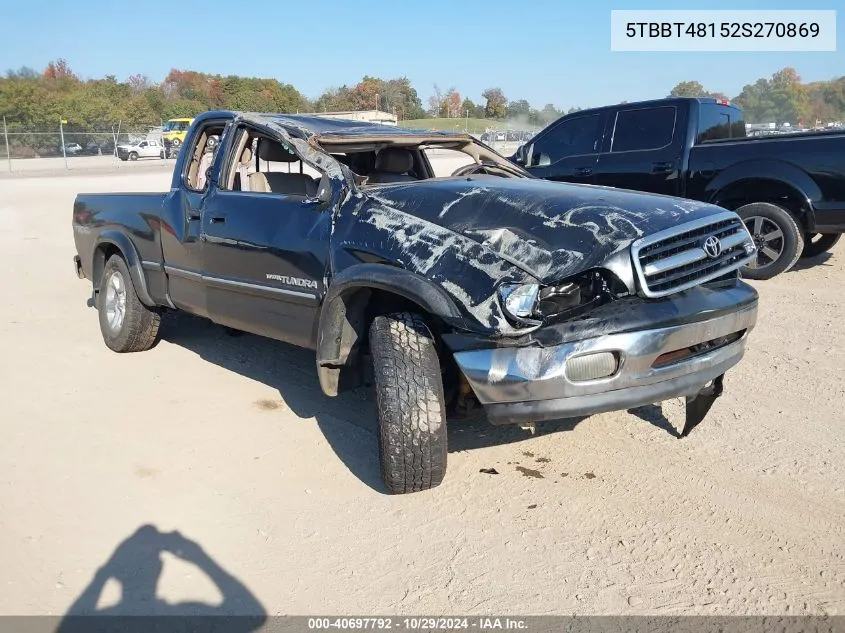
0,168,842,618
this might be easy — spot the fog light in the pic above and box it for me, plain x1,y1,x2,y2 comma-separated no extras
566,352,619,382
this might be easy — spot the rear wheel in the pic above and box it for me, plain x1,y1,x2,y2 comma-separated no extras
369,312,447,494
171,138,181,147
735,202,804,280
801,233,841,258
97,254,161,352
128,152,138,161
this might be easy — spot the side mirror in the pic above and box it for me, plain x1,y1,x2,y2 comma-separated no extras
513,144,526,164
537,153,551,167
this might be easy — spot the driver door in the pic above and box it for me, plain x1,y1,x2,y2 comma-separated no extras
200,125,333,349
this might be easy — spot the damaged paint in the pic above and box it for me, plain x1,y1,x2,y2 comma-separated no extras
196,111,739,336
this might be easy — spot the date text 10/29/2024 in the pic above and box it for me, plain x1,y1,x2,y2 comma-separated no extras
307,618,527,630
610,10,836,52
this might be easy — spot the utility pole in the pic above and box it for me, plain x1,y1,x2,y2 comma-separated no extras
465,109,469,133
3,116,11,172
60,118,68,169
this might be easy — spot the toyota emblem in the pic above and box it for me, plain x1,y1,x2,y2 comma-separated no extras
702,235,722,258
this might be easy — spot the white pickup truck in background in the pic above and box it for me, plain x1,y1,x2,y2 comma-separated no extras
116,139,164,161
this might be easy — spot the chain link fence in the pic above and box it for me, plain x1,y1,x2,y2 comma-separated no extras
1,118,173,172
0,116,538,173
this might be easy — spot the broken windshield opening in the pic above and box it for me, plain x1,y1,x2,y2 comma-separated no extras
315,136,531,186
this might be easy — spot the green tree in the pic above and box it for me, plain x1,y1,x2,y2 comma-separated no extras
506,99,530,120
669,81,709,97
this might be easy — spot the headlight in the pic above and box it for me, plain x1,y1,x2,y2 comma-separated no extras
499,283,540,320
499,271,619,327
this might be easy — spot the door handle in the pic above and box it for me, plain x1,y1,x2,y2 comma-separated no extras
652,161,675,174
209,215,226,224
188,210,201,220
574,167,593,176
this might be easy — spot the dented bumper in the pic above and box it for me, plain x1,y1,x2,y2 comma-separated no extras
452,282,758,426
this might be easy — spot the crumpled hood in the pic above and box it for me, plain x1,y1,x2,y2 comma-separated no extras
365,176,727,283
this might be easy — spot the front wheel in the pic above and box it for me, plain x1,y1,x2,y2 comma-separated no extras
801,233,841,258
98,254,161,352
735,202,804,280
369,312,448,494
171,138,181,147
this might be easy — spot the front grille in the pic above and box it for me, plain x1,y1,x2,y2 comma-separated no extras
631,211,756,298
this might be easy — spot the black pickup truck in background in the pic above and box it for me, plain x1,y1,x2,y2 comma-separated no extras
510,97,845,279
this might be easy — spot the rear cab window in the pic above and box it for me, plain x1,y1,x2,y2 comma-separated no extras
610,106,677,152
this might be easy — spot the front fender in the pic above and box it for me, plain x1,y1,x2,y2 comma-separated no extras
315,264,464,396
94,231,155,307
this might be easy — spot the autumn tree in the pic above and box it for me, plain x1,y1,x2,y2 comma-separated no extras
444,88,462,117
43,58,78,82
482,87,507,119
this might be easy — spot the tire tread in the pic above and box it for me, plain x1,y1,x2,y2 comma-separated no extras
369,312,447,494
98,255,161,353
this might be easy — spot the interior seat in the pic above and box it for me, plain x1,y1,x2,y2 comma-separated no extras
367,148,417,184
248,141,318,196
233,146,254,191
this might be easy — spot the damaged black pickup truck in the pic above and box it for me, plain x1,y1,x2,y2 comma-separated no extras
72,111,760,494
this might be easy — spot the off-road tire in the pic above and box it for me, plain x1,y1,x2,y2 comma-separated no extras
735,202,804,280
128,152,138,161
369,312,447,494
801,233,841,259
98,254,161,353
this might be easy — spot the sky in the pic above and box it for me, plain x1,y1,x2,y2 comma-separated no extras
0,0,841,110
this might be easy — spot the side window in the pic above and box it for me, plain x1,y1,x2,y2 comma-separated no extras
139,141,148,148
423,148,474,177
185,124,225,192
611,106,676,153
221,125,325,198
529,114,602,166
697,104,743,144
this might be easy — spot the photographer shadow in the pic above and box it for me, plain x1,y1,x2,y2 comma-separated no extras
56,525,266,633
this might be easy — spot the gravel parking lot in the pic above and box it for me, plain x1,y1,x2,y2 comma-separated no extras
0,167,843,617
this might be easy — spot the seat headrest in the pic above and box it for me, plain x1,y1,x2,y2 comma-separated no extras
240,147,252,164
374,148,413,174
258,140,297,162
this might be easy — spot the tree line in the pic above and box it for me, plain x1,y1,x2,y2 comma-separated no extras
0,60,577,134
670,68,845,126
2,59,843,137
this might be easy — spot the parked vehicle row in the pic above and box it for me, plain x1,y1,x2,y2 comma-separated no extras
509,97,845,279
73,111,761,494
480,130,535,143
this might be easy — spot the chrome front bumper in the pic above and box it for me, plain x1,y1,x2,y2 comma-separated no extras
453,302,758,425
